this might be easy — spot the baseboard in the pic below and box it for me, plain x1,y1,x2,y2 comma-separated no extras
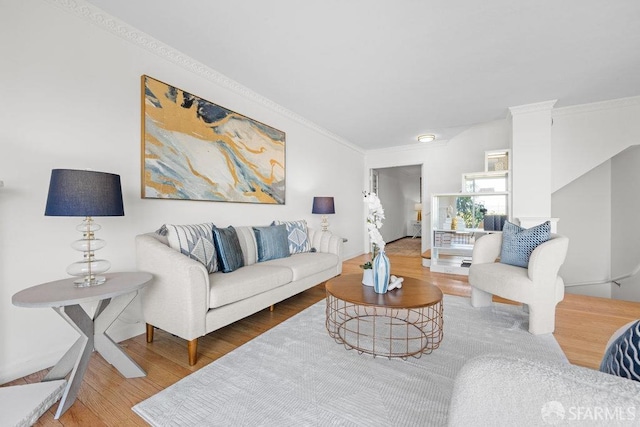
0,322,145,384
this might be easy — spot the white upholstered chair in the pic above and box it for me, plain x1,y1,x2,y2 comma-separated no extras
468,232,569,334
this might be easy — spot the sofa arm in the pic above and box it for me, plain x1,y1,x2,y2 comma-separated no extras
308,228,344,273
135,233,210,341
308,228,343,256
471,233,502,265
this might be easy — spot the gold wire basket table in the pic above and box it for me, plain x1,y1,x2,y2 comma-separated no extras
325,274,443,359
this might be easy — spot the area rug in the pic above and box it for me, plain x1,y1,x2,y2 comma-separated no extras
133,295,567,426
385,237,422,257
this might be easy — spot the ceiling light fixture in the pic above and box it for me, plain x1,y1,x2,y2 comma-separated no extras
418,134,436,143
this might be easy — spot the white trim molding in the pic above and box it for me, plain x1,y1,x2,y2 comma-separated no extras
43,0,364,155
509,100,558,116
553,95,640,117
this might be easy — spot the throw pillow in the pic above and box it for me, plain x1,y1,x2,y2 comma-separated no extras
212,226,245,273
500,221,551,268
600,320,640,382
253,224,291,262
272,220,311,254
165,223,218,273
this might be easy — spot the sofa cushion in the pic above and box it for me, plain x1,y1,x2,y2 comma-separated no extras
261,252,339,281
500,221,550,268
600,320,640,382
165,223,218,273
253,224,290,262
273,220,312,254
209,264,293,309
212,226,244,273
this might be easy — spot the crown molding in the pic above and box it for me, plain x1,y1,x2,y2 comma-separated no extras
508,100,558,116
366,139,450,155
552,95,640,117
44,0,364,155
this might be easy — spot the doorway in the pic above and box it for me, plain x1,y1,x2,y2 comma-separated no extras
370,164,423,255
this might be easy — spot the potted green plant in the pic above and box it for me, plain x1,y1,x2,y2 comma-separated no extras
360,261,374,286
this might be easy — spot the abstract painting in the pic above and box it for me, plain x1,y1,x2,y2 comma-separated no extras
141,75,286,204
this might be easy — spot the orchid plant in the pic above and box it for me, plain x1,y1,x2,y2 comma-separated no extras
362,191,386,268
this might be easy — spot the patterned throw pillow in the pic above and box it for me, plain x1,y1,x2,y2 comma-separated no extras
254,225,291,262
273,220,311,254
165,223,217,273
212,226,244,273
500,221,551,268
600,320,640,382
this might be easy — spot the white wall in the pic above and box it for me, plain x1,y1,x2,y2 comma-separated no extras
0,0,364,382
549,99,640,300
552,160,612,298
551,97,640,192
611,145,640,301
365,119,511,252
510,102,555,220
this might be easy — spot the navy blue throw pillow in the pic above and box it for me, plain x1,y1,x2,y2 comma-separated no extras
212,226,244,273
600,320,640,382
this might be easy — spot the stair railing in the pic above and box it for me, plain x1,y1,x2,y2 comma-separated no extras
565,262,640,287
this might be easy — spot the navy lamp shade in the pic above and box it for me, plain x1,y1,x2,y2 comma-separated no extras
45,169,124,217
312,196,335,232
45,169,124,287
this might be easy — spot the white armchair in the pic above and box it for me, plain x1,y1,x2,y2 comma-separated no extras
468,232,569,334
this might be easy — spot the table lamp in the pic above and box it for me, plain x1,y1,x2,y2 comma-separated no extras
45,169,124,287
312,196,335,232
415,203,422,221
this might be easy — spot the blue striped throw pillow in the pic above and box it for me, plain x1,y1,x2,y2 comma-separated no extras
600,320,640,382
212,226,244,273
253,224,291,262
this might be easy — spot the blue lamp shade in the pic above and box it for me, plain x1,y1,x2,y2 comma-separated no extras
45,169,124,217
312,197,335,215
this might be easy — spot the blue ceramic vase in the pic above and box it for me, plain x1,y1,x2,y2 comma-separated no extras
373,250,390,294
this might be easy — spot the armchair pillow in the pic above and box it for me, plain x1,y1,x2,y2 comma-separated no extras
164,223,218,273
273,219,311,254
500,220,550,268
254,224,291,262
212,226,244,273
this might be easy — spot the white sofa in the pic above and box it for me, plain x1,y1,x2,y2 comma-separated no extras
469,233,569,334
449,354,640,426
136,226,343,365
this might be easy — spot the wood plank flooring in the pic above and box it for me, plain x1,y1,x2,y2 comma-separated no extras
4,252,640,425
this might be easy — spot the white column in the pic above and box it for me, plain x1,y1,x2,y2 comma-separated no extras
509,100,557,226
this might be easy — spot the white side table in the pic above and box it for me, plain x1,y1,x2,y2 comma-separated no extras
12,272,152,419
411,221,421,238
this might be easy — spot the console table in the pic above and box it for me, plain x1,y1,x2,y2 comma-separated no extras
12,272,152,419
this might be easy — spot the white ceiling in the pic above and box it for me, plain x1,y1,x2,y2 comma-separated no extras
86,0,640,150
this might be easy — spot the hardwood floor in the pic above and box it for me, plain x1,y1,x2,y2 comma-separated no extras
5,253,640,425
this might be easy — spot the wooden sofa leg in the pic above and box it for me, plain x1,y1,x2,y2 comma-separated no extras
270,304,275,312
188,339,198,366
146,323,154,343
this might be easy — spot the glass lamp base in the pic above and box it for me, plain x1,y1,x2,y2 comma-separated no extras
67,217,112,287
321,215,330,232
74,275,107,287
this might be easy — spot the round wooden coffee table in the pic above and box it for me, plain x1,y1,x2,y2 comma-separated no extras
325,274,443,359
